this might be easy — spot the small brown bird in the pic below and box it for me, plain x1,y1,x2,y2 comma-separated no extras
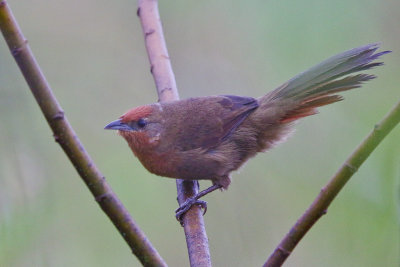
105,44,389,220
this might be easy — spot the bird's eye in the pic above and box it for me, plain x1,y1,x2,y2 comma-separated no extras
137,118,147,128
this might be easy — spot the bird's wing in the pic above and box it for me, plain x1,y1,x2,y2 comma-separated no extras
167,95,259,151
217,95,259,143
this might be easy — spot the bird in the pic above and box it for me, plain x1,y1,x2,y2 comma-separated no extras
105,43,389,221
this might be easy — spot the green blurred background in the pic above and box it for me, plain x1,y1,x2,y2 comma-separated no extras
1,1,399,266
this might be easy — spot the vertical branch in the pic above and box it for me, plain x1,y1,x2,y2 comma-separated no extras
264,100,400,266
137,1,212,266
0,1,166,266
136,0,178,102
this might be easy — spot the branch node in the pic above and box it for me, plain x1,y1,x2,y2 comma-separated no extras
321,208,328,216
52,110,64,120
150,64,154,74
160,87,172,95
344,162,358,173
0,1,6,8
11,39,28,57
136,7,141,17
53,134,62,144
277,246,291,257
145,29,155,37
95,192,112,203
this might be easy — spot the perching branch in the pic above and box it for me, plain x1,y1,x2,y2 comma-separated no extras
0,2,166,266
136,0,212,266
264,99,400,266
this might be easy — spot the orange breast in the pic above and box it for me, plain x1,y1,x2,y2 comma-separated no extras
121,131,180,178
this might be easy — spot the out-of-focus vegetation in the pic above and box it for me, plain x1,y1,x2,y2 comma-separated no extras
0,1,399,266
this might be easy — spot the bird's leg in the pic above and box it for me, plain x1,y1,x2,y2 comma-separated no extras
175,184,222,223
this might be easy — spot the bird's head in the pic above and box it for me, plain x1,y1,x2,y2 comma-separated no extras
104,103,164,153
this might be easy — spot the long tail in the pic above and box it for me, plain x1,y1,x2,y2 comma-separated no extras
251,43,390,152
261,43,390,123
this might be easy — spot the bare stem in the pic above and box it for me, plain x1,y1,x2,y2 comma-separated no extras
0,1,166,266
137,0,212,266
264,99,400,266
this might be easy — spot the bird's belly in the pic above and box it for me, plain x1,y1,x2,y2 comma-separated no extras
136,150,225,181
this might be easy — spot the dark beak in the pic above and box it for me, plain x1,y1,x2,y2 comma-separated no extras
104,119,133,131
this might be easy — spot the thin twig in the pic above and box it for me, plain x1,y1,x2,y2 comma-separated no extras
264,99,400,266
0,2,166,266
136,0,212,266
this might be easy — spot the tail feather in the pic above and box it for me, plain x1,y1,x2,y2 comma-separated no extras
280,95,343,123
268,43,390,101
261,43,390,123
252,43,389,151
308,73,375,98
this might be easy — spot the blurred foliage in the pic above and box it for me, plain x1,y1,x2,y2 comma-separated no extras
1,0,399,266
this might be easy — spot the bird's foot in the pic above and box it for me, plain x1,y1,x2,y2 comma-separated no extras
175,198,207,225
175,184,222,225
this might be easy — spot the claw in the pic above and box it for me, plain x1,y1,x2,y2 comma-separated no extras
175,198,208,225
174,184,222,225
